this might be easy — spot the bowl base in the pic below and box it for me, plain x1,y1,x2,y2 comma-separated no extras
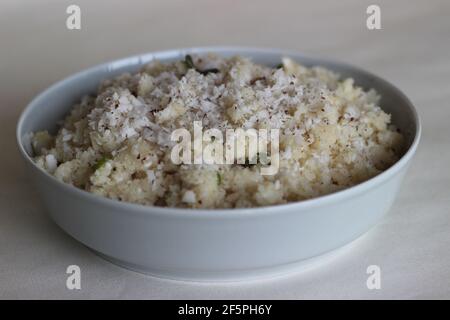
91,234,363,283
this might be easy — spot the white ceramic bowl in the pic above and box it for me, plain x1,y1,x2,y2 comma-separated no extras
17,47,421,281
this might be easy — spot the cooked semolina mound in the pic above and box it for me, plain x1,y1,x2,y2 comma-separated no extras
32,55,403,208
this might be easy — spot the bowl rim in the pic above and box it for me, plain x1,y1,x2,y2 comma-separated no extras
16,46,422,218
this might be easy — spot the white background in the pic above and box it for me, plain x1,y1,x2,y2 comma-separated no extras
1,0,449,299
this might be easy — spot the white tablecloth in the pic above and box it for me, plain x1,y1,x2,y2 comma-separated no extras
1,0,449,299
